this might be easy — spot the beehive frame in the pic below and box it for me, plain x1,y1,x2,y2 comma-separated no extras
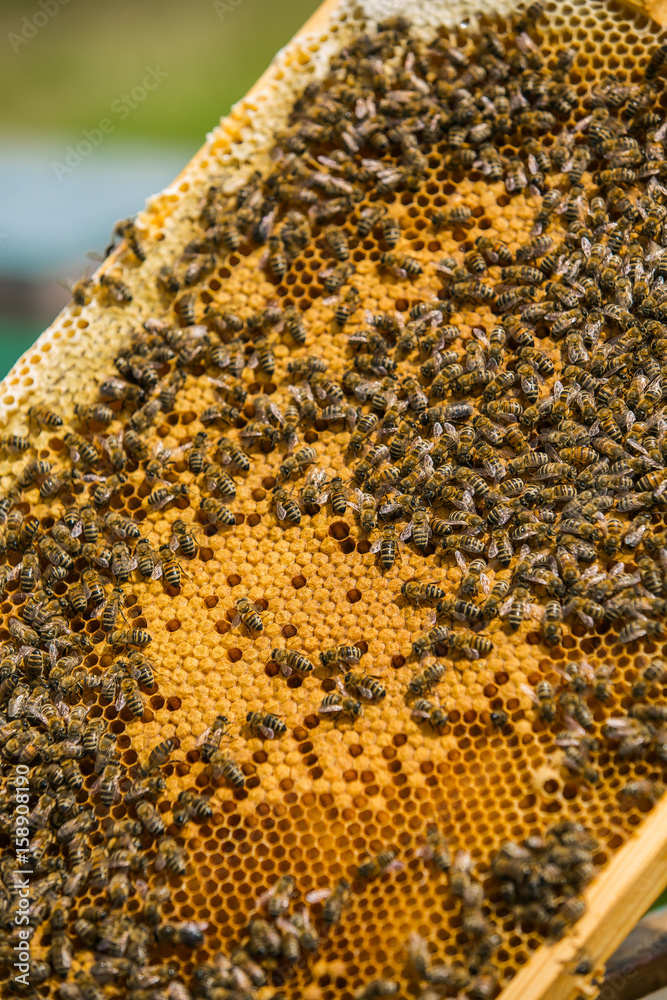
4,2,667,1000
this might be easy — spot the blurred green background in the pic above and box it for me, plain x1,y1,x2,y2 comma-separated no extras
0,0,319,378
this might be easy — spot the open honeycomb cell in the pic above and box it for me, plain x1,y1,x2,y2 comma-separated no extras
5,2,667,1000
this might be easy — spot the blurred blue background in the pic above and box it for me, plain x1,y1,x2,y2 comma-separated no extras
0,0,319,378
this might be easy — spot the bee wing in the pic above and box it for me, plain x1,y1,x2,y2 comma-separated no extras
305,888,332,904
499,597,515,618
454,550,467,573
351,681,375,700
319,702,343,714
354,380,376,402
369,537,383,554
487,537,500,560
115,687,126,712
556,725,587,748
411,706,432,719
195,725,214,748
520,683,540,707
152,493,175,511
603,717,637,739
169,535,184,554
258,724,276,739
400,522,414,542
276,915,299,935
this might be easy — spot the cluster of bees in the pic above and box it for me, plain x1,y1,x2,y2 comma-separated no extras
407,820,599,998
2,4,667,998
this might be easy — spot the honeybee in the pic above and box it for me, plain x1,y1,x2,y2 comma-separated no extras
319,645,363,669
412,625,450,658
378,213,400,248
49,933,73,976
116,675,144,718
631,659,667,698
28,405,63,430
619,779,665,803
18,548,40,592
501,585,542,631
146,483,189,511
522,681,557,723
98,762,122,807
412,698,448,730
458,556,490,598
92,472,129,510
195,714,231,763
355,982,399,999
156,264,180,296
196,497,235,528
324,225,349,261
101,586,125,632
108,628,151,649
319,692,362,719
542,600,563,647
246,712,286,739
432,206,472,228
206,750,245,787
232,596,264,632
401,580,446,606
0,434,29,458
269,483,299,524
371,523,399,570
303,877,349,926
357,849,401,879
99,271,132,304
63,431,99,466
344,671,386,701
407,661,446,698
155,835,187,874
357,203,386,237
267,234,288,279
436,598,483,623
272,648,314,676
379,251,423,278
321,260,355,295
134,799,166,836
166,519,198,560
216,435,250,472
449,632,493,659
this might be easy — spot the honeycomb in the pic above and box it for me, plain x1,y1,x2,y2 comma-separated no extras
4,2,667,1000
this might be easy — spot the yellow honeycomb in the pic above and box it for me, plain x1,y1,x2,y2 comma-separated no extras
4,3,667,1000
